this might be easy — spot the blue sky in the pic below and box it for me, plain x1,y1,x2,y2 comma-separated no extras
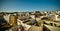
0,0,60,12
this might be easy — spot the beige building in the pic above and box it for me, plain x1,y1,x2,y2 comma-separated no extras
9,15,17,26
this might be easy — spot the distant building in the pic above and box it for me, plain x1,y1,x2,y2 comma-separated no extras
49,14,60,21
53,15,60,21
9,15,17,26
26,12,30,16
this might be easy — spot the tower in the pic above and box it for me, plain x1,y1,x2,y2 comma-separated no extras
9,15,17,26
